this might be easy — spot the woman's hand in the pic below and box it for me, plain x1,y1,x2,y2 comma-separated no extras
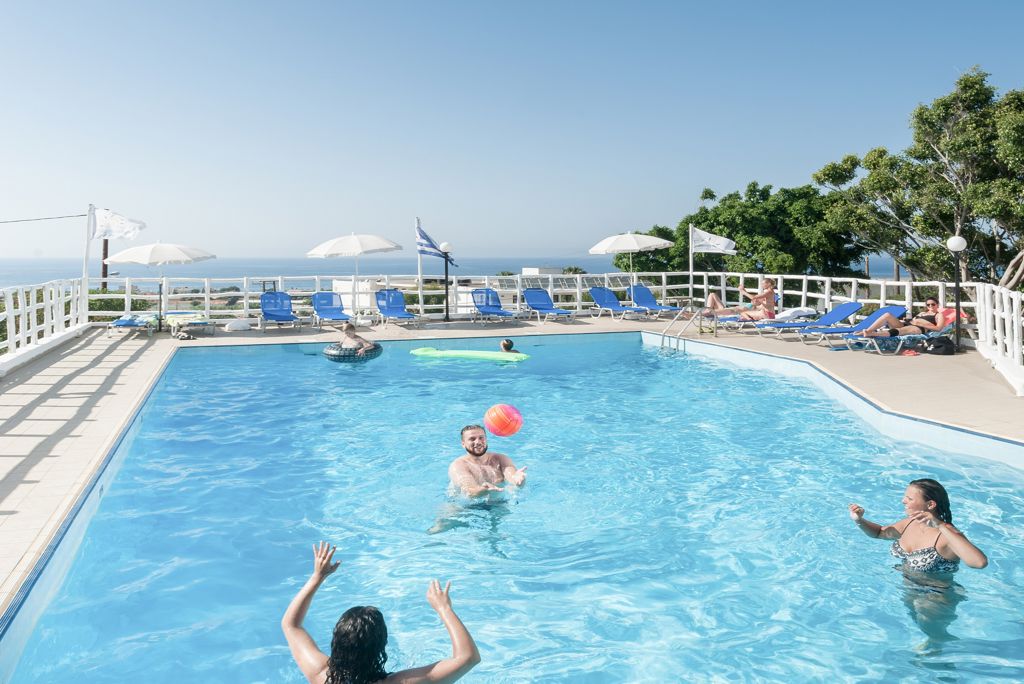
848,503,865,522
311,541,341,580
427,579,453,614
909,510,942,528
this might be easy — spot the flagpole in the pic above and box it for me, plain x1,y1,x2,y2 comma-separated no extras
416,217,425,315
80,205,95,325
688,223,694,303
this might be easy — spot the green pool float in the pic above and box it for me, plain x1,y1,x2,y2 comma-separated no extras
410,347,529,362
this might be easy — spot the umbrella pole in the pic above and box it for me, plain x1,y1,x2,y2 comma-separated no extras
352,256,359,314
158,280,163,332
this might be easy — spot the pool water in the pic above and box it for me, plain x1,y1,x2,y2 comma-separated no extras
9,333,1024,682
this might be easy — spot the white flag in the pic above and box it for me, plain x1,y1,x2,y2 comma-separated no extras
690,224,737,255
90,205,146,240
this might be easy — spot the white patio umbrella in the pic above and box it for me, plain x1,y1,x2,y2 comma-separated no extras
105,242,217,330
306,233,403,311
588,231,674,272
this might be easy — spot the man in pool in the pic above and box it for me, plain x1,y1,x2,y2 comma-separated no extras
448,424,527,496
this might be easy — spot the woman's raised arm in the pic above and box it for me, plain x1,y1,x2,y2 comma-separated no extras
386,580,481,684
282,542,339,683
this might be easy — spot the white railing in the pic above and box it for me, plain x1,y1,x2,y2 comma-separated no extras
3,271,1022,394
974,283,1024,395
0,279,89,374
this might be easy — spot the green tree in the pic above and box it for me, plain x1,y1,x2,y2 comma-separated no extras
815,68,1024,287
620,184,864,275
561,266,587,274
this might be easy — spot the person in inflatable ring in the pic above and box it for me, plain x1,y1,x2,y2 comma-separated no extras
339,322,376,357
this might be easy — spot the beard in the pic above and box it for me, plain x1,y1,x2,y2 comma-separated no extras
467,442,488,457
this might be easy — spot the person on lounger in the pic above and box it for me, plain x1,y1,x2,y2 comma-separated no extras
858,298,948,337
702,278,777,320
282,541,481,684
339,322,376,356
448,425,527,496
499,339,517,353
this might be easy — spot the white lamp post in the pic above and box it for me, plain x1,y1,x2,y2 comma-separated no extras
439,242,453,322
946,235,967,353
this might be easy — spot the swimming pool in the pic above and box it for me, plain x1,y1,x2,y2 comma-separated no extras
5,332,1024,681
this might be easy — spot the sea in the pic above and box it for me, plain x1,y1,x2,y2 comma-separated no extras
0,254,898,290
0,256,618,289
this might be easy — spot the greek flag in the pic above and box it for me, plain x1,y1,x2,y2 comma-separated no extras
415,218,456,265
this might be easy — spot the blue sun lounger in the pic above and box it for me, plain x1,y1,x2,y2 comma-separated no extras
311,292,351,328
796,305,906,346
259,291,301,331
589,286,649,319
375,288,418,326
755,301,863,337
471,288,516,323
626,284,681,316
523,288,574,322
106,313,158,337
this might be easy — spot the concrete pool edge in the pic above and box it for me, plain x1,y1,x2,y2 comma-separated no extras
0,345,175,680
645,332,1024,468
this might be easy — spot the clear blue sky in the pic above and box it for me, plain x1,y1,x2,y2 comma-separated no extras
2,0,1022,259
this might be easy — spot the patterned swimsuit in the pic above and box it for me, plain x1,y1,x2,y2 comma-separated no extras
890,529,960,573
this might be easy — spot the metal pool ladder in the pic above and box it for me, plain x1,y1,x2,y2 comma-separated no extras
659,304,719,351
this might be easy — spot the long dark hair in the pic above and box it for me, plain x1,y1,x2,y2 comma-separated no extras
910,478,953,524
325,606,389,684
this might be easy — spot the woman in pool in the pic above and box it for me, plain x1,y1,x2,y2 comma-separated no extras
282,542,481,684
702,278,777,320
339,322,377,357
859,297,949,338
848,478,988,573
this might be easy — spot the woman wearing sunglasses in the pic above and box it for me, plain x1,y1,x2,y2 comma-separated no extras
859,297,949,337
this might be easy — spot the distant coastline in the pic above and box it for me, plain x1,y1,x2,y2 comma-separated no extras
0,254,902,290
0,255,619,289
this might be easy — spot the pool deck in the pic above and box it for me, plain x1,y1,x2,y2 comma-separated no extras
1,316,1022,614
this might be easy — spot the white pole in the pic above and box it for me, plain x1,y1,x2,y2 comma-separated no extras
416,217,425,315
688,223,694,302
80,205,95,325
352,255,359,314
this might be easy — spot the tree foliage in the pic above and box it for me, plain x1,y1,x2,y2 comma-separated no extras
815,68,1024,287
617,184,865,275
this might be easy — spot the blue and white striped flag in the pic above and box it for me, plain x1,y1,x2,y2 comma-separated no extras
415,218,456,266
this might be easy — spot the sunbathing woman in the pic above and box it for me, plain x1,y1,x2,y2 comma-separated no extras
859,297,948,337
702,278,777,320
282,542,481,684
848,478,988,573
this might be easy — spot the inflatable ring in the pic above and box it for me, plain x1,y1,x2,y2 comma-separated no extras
323,342,383,363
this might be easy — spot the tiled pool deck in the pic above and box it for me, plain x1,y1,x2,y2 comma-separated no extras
1,318,1022,613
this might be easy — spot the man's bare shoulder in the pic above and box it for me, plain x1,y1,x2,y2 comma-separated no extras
488,451,513,466
449,455,476,473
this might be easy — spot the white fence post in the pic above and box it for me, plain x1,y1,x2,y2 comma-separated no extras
3,290,14,355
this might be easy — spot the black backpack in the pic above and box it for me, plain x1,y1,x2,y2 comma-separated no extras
924,336,955,355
